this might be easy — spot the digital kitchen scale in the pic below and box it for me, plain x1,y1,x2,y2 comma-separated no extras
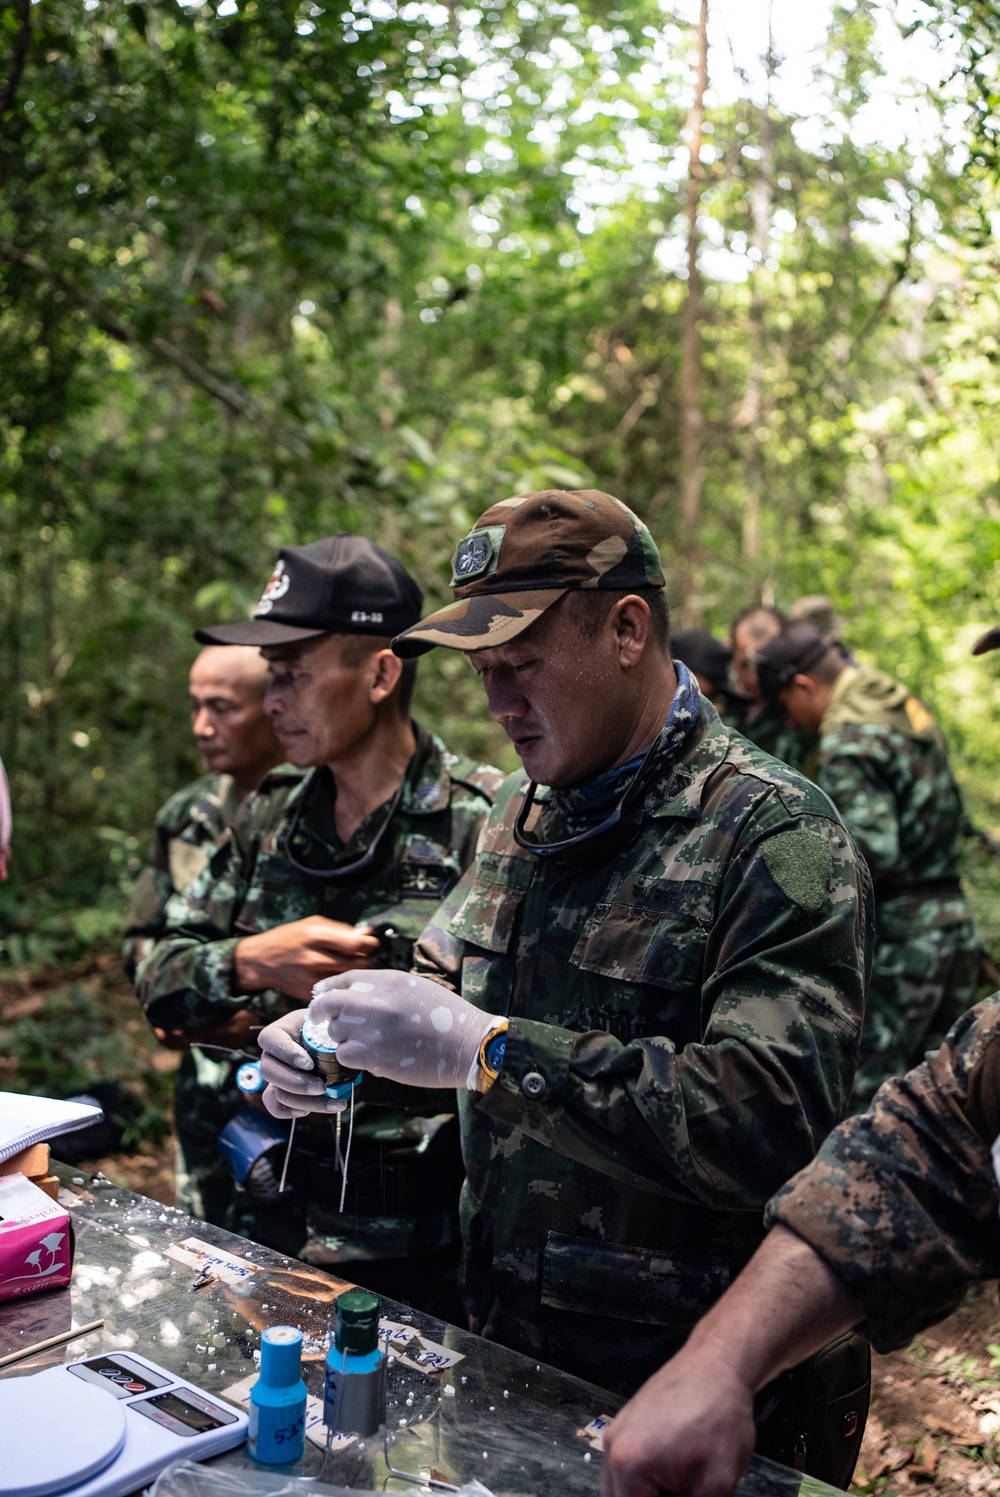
0,1351,248,1497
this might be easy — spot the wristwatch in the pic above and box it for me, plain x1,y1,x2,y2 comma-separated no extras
477,1021,509,1091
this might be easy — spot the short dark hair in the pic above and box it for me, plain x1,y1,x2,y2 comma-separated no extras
565,587,671,653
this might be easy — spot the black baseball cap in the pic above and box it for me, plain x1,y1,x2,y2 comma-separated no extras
670,629,732,693
753,622,832,699
973,625,1000,656
195,536,423,647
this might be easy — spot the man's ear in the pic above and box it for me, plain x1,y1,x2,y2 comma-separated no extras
612,595,654,668
368,648,404,704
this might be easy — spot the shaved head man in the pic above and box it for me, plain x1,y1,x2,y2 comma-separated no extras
122,643,284,1224
188,645,283,795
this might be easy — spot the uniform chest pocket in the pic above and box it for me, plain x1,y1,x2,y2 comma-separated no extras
395,838,460,902
570,876,713,995
235,849,322,933
447,851,534,954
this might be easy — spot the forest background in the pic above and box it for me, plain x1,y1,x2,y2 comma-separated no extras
2,0,1000,1120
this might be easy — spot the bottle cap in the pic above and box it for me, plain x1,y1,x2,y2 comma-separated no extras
258,1325,303,1388
335,1289,380,1356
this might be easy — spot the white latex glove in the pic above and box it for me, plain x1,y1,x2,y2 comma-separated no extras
258,1011,348,1120
309,969,505,1090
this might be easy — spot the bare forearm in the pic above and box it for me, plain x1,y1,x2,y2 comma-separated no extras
601,1227,863,1497
684,1224,863,1392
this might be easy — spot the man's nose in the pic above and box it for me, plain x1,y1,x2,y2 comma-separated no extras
484,674,526,724
192,707,213,738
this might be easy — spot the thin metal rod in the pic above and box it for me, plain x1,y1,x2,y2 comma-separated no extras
338,1087,355,1215
278,1115,297,1195
0,1318,105,1369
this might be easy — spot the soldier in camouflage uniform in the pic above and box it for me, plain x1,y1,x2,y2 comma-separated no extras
122,645,285,1223
257,491,873,1479
754,621,982,1109
134,537,501,1311
600,622,1000,1497
727,605,815,771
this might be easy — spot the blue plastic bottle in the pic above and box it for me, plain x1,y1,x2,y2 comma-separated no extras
324,1289,385,1437
248,1325,307,1463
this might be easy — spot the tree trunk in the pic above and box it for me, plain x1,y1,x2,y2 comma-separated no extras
741,93,774,562
677,0,708,621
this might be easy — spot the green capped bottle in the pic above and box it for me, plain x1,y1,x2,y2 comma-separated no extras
323,1289,385,1437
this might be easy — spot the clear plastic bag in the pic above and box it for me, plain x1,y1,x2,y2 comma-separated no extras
149,1459,496,1497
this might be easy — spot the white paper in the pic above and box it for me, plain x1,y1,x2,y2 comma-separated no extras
0,1093,101,1164
164,1237,258,1288
380,1319,465,1375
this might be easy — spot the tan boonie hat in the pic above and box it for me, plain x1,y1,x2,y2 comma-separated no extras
392,489,665,657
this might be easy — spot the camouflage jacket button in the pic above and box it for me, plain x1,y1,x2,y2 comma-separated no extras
521,1071,547,1100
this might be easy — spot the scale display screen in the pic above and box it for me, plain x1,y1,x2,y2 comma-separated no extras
136,1389,238,1435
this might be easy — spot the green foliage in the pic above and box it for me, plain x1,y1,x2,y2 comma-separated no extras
0,977,173,1144
1,0,999,963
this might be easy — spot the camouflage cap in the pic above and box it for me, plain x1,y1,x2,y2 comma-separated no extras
392,489,665,657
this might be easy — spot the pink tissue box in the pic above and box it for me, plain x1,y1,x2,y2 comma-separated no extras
0,1172,74,1303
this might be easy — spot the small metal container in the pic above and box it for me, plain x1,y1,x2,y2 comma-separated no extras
300,1015,361,1096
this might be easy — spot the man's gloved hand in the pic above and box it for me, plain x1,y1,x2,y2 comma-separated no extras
309,970,505,1091
258,1011,348,1120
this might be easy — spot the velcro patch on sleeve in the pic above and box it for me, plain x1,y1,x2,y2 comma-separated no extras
761,829,833,912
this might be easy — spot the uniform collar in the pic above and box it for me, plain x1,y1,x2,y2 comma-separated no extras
399,724,453,816
287,722,449,866
642,696,732,821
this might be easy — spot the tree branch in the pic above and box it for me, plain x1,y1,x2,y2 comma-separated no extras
0,239,258,418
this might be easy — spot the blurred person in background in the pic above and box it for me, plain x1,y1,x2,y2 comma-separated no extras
755,621,981,1109
122,645,286,1224
788,594,857,664
669,628,735,710
728,605,815,772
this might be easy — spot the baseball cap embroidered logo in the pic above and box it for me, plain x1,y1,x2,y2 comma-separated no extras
452,529,500,583
392,488,665,658
254,560,291,617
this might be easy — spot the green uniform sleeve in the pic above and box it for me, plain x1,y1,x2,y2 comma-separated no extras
411,866,471,994
121,821,174,986
816,737,900,884
133,842,253,1031
477,811,871,1210
766,995,1000,1352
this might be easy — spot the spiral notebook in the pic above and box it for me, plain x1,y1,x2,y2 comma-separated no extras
0,1092,102,1166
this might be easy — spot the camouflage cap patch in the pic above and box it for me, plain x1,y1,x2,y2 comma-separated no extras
451,525,506,586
